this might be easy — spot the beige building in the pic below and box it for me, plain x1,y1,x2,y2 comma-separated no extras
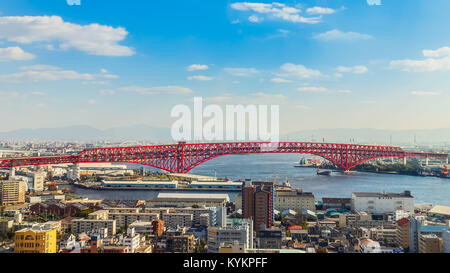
419,234,443,253
163,213,193,228
109,212,159,228
0,180,26,206
147,193,229,208
71,219,117,237
32,171,45,192
0,218,14,235
395,218,410,250
275,188,315,212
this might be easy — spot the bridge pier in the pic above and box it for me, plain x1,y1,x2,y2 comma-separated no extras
403,157,407,165
10,167,16,179
425,157,429,167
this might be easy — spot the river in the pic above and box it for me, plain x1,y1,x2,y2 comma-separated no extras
63,154,450,206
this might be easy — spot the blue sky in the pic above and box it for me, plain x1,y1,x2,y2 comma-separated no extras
0,0,449,133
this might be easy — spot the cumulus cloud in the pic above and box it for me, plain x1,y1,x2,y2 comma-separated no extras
206,92,286,104
224,67,259,77
337,65,368,74
277,63,322,79
0,65,118,83
0,15,134,56
391,46,450,72
298,86,327,92
187,64,209,71
270,78,292,83
306,7,336,15
248,15,264,23
314,29,373,41
119,85,194,95
231,2,322,24
187,75,214,81
0,46,35,61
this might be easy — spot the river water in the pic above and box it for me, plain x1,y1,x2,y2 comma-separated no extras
64,154,450,206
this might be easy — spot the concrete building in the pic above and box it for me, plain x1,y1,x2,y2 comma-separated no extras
71,219,117,237
338,211,371,228
322,198,352,210
275,188,315,212
419,234,443,253
0,218,13,235
207,219,253,253
147,193,229,208
123,228,141,253
351,191,414,214
14,223,57,253
32,171,45,192
409,216,448,253
395,218,410,250
0,180,26,206
163,213,193,228
443,230,450,253
359,238,381,253
242,181,274,231
109,212,160,229
257,227,282,249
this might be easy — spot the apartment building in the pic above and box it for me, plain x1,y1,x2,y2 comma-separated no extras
0,180,26,206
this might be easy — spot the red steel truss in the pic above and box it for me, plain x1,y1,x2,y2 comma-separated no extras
0,142,447,173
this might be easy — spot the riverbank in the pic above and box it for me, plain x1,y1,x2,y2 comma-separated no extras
73,182,242,192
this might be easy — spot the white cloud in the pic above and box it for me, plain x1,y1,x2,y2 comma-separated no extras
0,46,35,61
306,7,335,15
411,91,440,96
224,67,259,77
337,89,352,94
187,64,209,71
278,63,322,79
270,78,292,83
67,0,81,6
187,75,214,81
314,29,373,41
230,2,322,24
391,46,450,72
119,85,194,95
0,15,134,56
0,65,118,83
206,92,286,104
99,89,115,95
88,99,96,104
248,15,264,23
298,86,327,92
337,65,368,74
367,0,381,6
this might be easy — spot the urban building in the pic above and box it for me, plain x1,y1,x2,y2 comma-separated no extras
358,238,381,253
14,224,57,253
71,219,117,237
275,188,315,212
419,234,443,253
163,213,193,228
322,198,352,210
257,227,282,249
242,181,274,231
351,191,414,214
207,218,253,253
395,218,410,250
147,193,229,208
0,218,13,235
0,180,26,206
443,230,450,254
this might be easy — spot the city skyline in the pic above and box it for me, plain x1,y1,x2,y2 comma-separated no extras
0,0,449,134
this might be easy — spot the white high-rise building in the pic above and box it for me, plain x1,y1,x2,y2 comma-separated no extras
207,218,253,253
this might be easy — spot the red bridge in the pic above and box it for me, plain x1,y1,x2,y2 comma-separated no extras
0,142,447,173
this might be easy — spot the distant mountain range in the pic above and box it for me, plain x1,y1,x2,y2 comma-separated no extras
0,125,449,145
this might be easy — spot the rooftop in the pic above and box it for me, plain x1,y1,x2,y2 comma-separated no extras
352,191,413,198
154,193,230,202
429,205,450,216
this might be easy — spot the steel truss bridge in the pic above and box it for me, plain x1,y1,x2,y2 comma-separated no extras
0,142,447,173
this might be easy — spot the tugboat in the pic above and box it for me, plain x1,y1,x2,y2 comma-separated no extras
317,169,332,176
440,165,448,178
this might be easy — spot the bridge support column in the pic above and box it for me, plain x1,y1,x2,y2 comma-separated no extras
425,157,429,167
10,167,16,179
403,157,407,165
446,157,449,165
